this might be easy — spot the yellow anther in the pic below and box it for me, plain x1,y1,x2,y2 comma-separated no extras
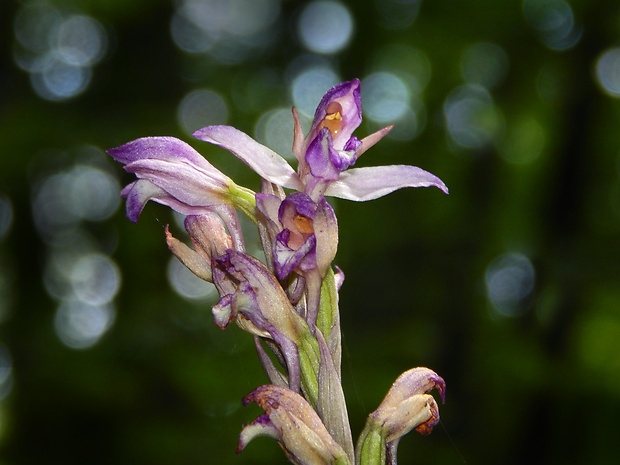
293,214,314,234
318,102,343,136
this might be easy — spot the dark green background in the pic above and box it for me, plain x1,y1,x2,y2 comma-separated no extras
2,0,620,464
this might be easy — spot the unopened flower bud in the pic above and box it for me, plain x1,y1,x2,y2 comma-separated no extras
356,367,445,465
239,384,351,465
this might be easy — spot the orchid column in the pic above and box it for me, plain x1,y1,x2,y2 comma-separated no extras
108,79,448,465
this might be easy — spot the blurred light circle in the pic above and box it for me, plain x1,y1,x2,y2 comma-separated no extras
167,256,218,301
170,10,214,53
298,1,353,54
13,2,62,52
30,55,91,101
596,47,620,98
226,0,280,36
54,300,115,349
485,253,536,317
384,101,426,141
368,44,431,93
33,172,79,236
171,0,280,60
33,165,119,238
291,66,340,117
461,42,509,89
255,108,296,161
55,14,107,66
69,165,120,221
362,72,410,123
522,0,580,50
177,89,228,135
70,253,121,306
444,85,503,150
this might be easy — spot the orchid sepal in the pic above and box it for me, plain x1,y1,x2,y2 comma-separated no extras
193,125,303,191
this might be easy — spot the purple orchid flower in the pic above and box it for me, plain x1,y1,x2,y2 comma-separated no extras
107,137,256,249
108,137,234,222
255,191,338,330
194,79,448,202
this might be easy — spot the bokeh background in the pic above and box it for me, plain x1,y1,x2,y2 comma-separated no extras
2,0,620,463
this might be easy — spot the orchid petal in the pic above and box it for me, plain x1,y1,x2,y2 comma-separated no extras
324,165,449,201
108,136,224,172
309,79,362,150
238,413,280,454
124,159,231,206
356,124,394,159
193,125,303,191
121,179,217,222
109,136,235,222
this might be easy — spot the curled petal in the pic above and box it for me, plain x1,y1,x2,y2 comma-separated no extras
274,230,317,279
108,136,234,222
193,125,304,191
324,165,449,202
121,179,218,222
309,79,362,151
305,128,343,183
238,413,280,454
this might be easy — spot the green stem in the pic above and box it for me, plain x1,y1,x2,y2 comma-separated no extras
355,418,386,465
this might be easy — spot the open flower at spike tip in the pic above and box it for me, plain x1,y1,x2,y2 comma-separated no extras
239,384,351,465
194,79,448,202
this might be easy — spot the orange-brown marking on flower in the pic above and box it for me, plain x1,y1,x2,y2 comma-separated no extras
319,101,343,136
293,214,314,234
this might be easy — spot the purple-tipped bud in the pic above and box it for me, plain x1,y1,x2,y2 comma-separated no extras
357,367,445,465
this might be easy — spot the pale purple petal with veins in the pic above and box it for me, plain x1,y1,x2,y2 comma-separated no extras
108,136,233,222
121,179,219,222
108,136,229,176
324,165,449,202
193,125,304,191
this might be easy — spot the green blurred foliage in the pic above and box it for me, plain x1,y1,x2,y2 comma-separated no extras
2,0,620,464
